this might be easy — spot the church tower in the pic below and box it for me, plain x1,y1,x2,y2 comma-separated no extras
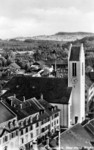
68,43,85,124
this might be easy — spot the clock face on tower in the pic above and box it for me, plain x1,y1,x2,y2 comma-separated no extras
71,78,78,84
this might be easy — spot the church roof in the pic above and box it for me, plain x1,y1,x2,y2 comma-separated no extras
69,46,80,61
2,75,72,104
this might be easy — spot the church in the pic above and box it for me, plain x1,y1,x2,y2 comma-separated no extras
50,43,85,127
1,44,85,128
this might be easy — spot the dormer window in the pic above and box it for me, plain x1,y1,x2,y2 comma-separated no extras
29,116,32,123
8,121,13,129
20,121,23,127
13,120,17,127
72,63,77,77
25,118,28,125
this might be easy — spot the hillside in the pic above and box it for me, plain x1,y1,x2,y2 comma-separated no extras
0,33,94,66
30,32,94,42
9,32,94,42
73,36,94,51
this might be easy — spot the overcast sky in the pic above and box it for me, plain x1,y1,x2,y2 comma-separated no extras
0,0,94,39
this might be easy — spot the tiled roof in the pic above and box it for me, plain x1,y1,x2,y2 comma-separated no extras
3,97,40,120
0,102,15,124
60,124,92,149
2,75,72,104
69,46,80,61
84,119,94,139
3,96,59,120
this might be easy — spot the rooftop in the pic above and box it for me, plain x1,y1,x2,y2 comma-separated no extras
2,75,72,104
60,124,92,149
84,119,94,139
3,96,59,120
8,62,21,69
69,46,80,61
0,102,15,124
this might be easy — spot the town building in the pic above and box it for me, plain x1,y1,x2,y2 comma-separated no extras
0,96,60,150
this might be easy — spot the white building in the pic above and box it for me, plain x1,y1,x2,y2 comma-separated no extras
68,43,85,124
0,97,60,150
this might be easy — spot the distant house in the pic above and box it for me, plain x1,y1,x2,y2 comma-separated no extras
46,60,68,69
9,62,20,70
86,65,94,73
8,62,21,73
0,96,60,150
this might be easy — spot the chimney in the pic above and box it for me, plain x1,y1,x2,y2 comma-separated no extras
13,104,16,107
54,105,57,110
11,100,13,106
40,93,43,100
40,109,44,115
20,103,22,109
14,94,16,98
23,96,25,102
51,107,54,112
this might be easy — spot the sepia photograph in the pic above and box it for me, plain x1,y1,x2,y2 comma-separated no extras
0,0,94,150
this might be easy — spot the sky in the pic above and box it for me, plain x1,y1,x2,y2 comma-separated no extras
0,0,94,39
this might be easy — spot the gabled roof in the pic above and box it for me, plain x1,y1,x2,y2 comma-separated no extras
69,46,80,61
84,119,94,139
3,96,60,120
9,62,20,69
60,124,92,149
2,75,72,104
4,97,39,120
